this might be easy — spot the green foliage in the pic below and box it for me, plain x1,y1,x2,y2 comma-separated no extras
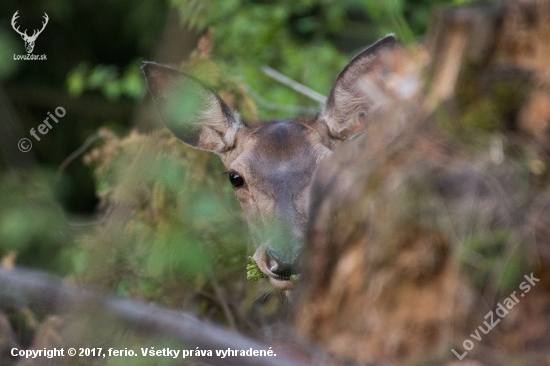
72,129,252,311
169,0,455,120
0,170,71,273
246,255,268,281
67,62,146,101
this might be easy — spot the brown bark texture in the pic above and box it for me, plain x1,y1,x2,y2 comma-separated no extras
296,0,550,364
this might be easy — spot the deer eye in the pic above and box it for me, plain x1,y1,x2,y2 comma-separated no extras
228,172,244,187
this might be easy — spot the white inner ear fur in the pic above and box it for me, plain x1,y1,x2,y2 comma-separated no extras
196,92,241,153
320,46,390,141
321,84,370,139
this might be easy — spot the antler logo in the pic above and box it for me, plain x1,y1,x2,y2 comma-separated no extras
11,11,49,54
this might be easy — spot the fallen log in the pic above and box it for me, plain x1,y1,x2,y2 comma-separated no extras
0,268,311,366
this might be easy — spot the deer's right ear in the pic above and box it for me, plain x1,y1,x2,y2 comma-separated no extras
319,35,396,141
143,62,241,154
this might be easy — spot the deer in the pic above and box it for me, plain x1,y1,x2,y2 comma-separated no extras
143,35,395,293
11,11,49,54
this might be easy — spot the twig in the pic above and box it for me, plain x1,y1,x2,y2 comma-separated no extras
210,278,237,330
56,133,100,180
245,85,319,116
0,268,310,366
261,66,326,104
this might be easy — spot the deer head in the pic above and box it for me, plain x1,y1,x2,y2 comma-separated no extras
143,35,395,291
11,11,49,54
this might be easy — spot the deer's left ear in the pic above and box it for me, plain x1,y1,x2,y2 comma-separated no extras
319,35,396,141
142,62,241,154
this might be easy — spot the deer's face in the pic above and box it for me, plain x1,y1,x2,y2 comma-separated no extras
222,120,331,289
143,35,395,290
23,38,36,53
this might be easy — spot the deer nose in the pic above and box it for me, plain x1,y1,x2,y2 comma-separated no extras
266,248,298,279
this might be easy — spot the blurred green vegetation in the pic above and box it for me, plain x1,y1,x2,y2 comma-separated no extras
170,0,479,119
73,129,251,309
0,0,460,280
67,62,146,101
3,0,512,346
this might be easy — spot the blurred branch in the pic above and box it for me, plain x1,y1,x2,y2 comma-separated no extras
245,85,319,116
211,278,237,331
261,66,327,104
0,268,310,366
56,132,101,180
